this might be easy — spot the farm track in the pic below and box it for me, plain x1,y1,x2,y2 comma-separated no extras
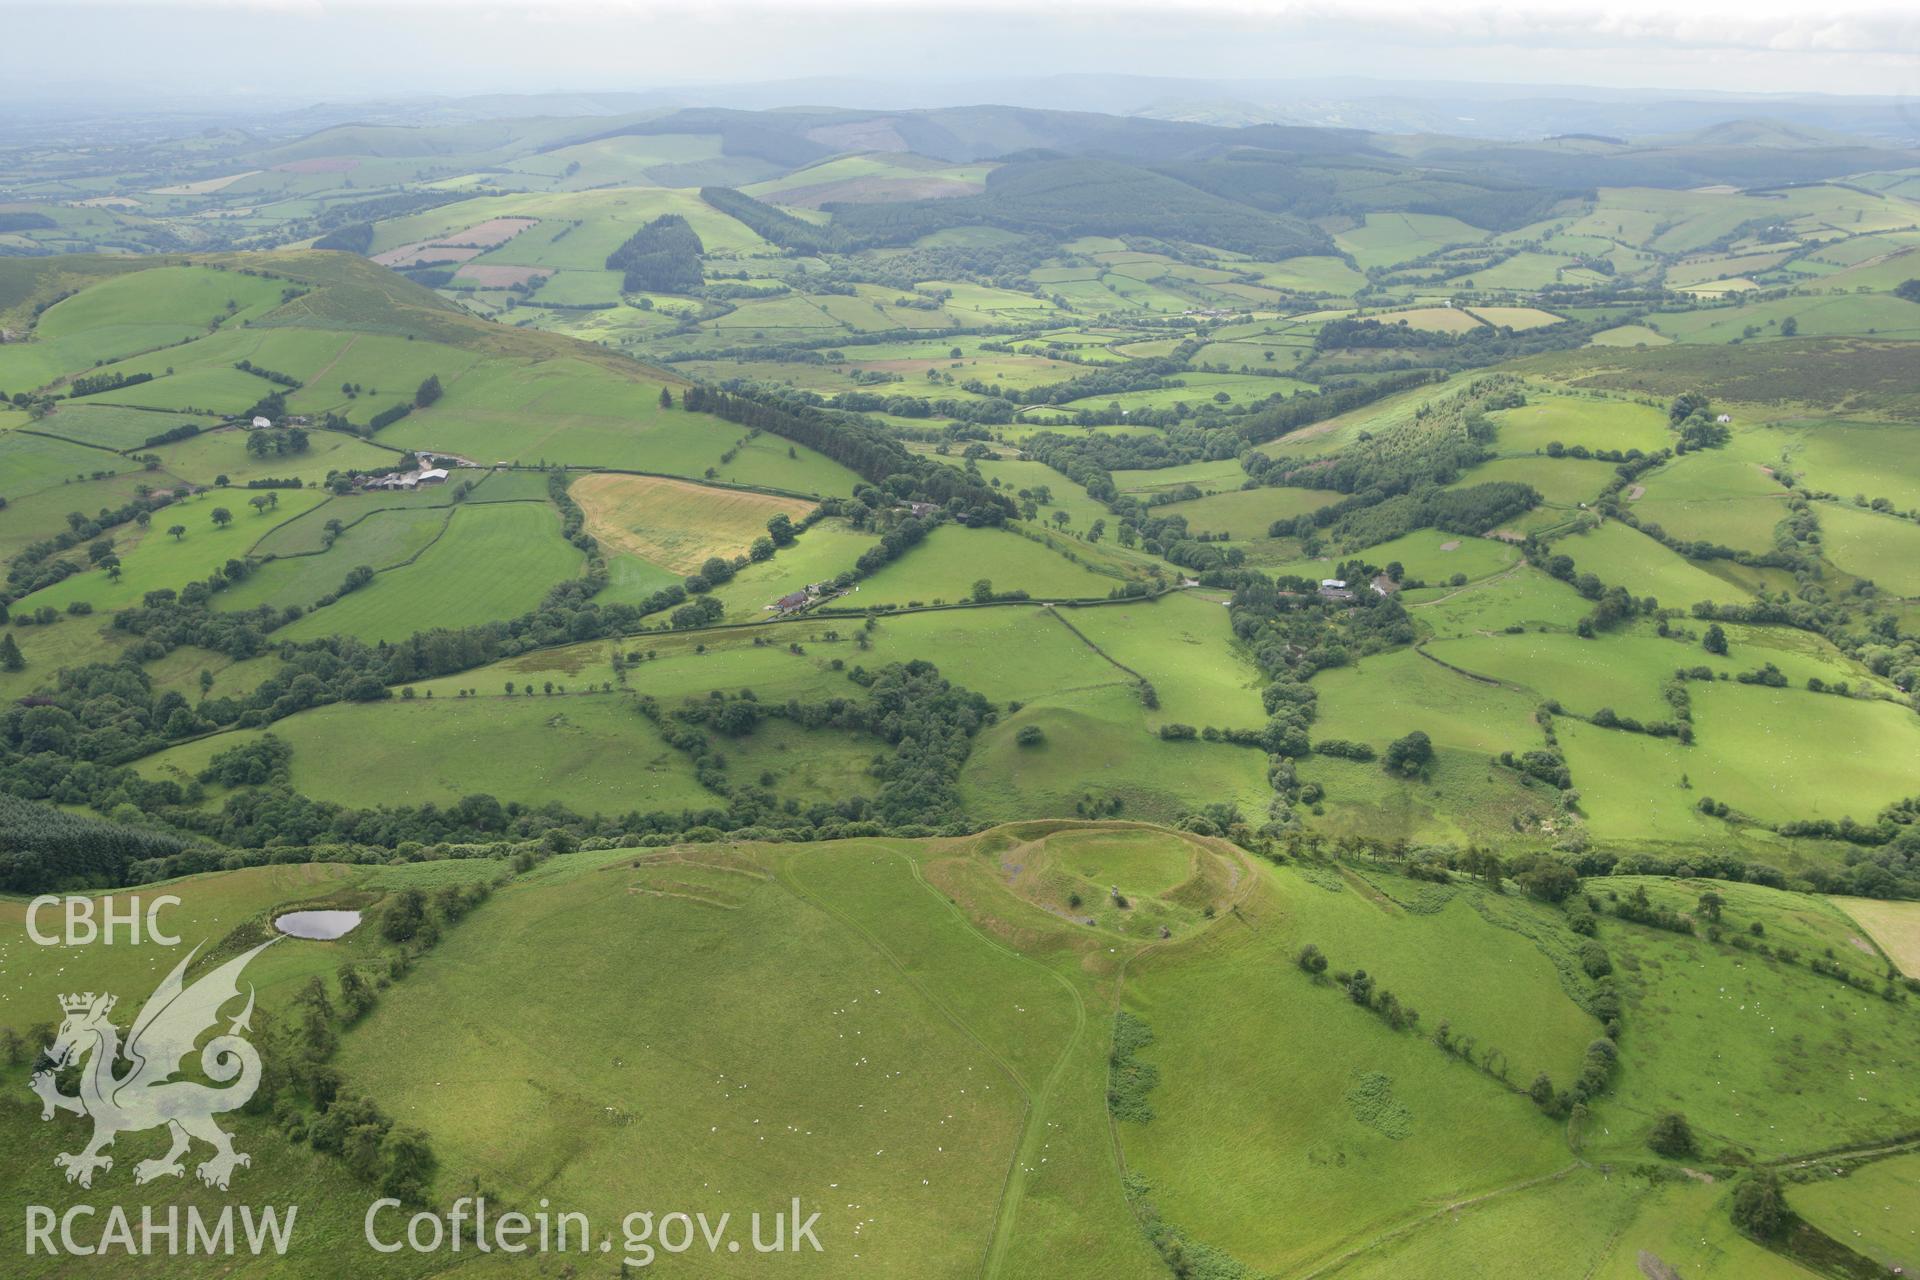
302,332,361,391
1294,1161,1585,1280
1408,559,1522,609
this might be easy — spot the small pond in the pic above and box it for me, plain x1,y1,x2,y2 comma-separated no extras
273,910,363,940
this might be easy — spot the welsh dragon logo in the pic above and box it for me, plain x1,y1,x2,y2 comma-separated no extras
32,938,277,1191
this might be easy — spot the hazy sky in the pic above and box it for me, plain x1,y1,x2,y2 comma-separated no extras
10,0,1920,104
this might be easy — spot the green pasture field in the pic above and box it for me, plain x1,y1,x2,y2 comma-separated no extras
376,358,858,494
1156,484,1341,537
141,643,284,704
275,500,583,643
1189,339,1314,371
365,188,771,270
330,829,1176,1279
28,404,218,451
1327,1169,1643,1280
1587,323,1673,347
86,325,483,427
924,280,1061,324
1368,305,1485,334
149,426,398,487
1469,306,1567,330
961,681,1274,822
1244,255,1368,294
1683,618,1897,692
216,505,455,613
1271,528,1519,584
1067,372,1309,414
853,525,1119,606
1788,1154,1920,1275
1618,876,1889,984
1112,458,1249,495
400,603,1115,714
1061,592,1264,729
63,362,270,415
1334,212,1488,271
0,610,159,702
496,132,731,190
1766,419,1920,510
1118,864,1576,1276
1630,451,1791,550
1448,454,1618,508
19,485,332,614
249,481,472,556
140,692,711,814
1665,249,1795,289
1814,501,1920,596
1409,563,1590,638
958,456,1109,529
1489,394,1673,455
1819,243,1920,291
1652,293,1920,345
1590,902,1920,1162
0,429,132,499
702,518,878,616
1462,251,1584,291
0,264,286,391
1683,681,1920,824
355,857,508,889
1551,519,1752,608
599,549,684,605
1589,1180,1823,1280
1424,630,1676,723
1554,717,1723,844
852,348,1081,391
1310,645,1542,758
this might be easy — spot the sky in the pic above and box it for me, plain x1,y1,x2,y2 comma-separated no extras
7,0,1919,105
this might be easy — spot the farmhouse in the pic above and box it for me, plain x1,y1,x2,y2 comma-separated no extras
250,416,272,429
364,466,450,491
773,590,811,615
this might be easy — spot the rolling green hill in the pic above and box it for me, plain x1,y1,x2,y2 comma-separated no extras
3,96,1919,1280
